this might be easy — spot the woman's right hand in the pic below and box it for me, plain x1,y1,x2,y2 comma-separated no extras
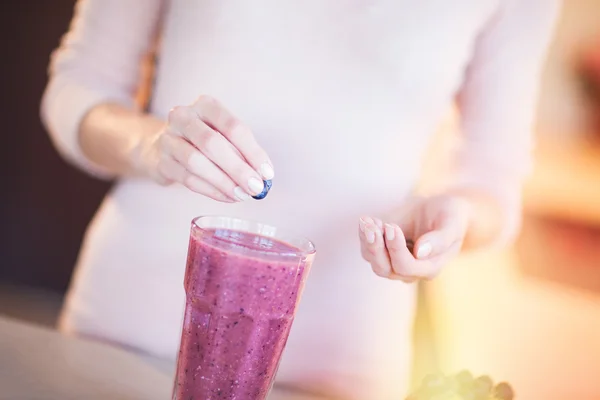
136,95,274,202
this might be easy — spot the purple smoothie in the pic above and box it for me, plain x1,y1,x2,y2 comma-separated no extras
173,219,314,400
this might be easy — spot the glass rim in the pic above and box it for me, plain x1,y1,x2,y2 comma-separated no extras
191,215,316,256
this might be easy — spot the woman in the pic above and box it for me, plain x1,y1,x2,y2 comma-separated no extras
41,1,559,398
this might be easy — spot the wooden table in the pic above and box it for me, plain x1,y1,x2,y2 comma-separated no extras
0,316,321,400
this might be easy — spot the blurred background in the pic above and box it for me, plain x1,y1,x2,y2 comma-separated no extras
1,1,599,399
0,0,111,325
416,1,600,399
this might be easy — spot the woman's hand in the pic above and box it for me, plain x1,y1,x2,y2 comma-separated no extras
359,195,471,282
135,95,274,202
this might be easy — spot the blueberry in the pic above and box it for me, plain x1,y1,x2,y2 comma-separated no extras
252,179,272,200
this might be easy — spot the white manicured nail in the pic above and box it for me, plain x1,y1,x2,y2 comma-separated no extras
416,242,433,259
260,163,274,180
359,218,367,233
233,187,250,201
248,177,265,195
365,229,375,244
385,224,395,241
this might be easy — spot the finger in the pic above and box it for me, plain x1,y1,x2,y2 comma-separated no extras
359,217,367,233
156,154,185,184
373,217,383,230
359,217,392,278
168,106,265,196
384,224,419,280
161,133,249,201
414,213,463,260
380,225,416,283
408,242,460,280
157,155,236,203
192,96,274,180
391,197,423,240
184,174,237,203
386,224,441,280
187,119,265,196
359,217,378,245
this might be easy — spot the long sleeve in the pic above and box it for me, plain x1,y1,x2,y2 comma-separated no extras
41,0,165,177
448,0,561,243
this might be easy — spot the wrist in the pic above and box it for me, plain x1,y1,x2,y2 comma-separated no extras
439,188,503,249
128,116,166,182
78,103,166,180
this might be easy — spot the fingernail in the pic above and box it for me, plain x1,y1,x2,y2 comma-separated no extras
233,186,250,201
416,242,433,259
384,224,395,241
359,218,367,233
365,228,375,244
260,163,275,180
248,177,265,195
374,218,383,230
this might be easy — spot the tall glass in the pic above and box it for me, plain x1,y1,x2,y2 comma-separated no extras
172,216,316,400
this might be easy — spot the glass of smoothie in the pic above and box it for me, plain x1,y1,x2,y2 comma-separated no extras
172,216,316,400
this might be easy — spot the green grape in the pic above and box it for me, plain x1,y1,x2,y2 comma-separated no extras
455,370,474,387
407,371,514,400
474,375,493,392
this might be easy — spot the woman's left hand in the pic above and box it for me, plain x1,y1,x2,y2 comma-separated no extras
359,195,471,282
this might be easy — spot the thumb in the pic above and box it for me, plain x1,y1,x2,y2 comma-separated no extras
414,219,464,260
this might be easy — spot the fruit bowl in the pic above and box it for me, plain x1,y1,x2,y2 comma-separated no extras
407,371,514,400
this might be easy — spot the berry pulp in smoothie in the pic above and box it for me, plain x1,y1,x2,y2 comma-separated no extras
173,228,312,400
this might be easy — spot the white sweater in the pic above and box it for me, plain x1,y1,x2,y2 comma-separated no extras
41,1,559,398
